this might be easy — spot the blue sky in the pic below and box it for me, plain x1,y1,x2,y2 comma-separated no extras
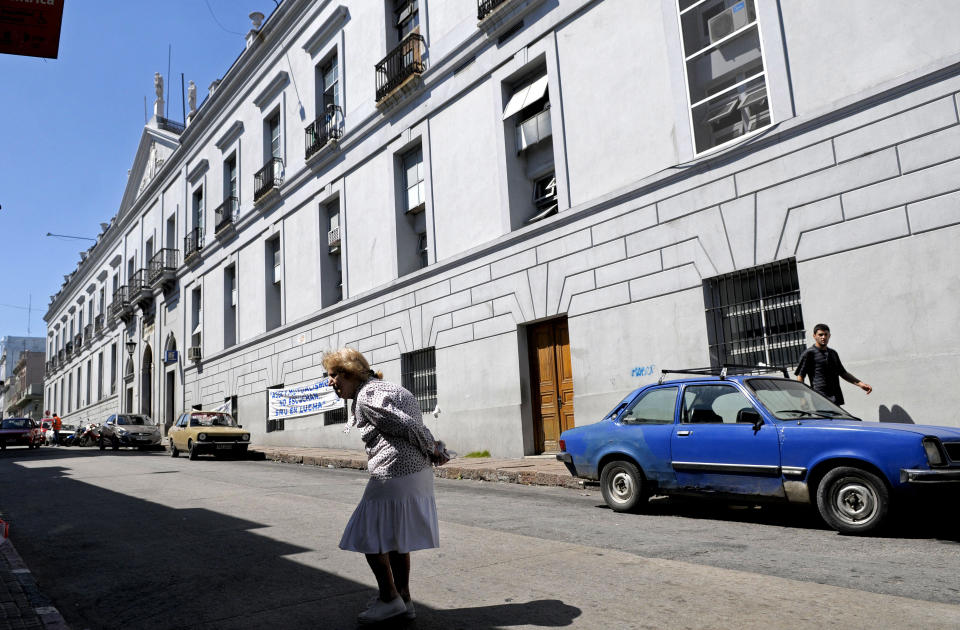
0,0,277,340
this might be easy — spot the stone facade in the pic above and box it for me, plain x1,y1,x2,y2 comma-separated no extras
44,1,960,456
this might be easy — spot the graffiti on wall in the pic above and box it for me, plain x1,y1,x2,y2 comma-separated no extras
631,364,655,378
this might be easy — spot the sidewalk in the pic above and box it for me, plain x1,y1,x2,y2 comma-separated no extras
249,445,586,489
0,535,68,630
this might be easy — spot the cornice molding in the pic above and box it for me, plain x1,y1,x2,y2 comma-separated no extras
253,71,289,110
302,5,348,58
187,158,209,184
215,121,245,151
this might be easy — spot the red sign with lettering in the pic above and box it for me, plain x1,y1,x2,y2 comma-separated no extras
0,0,65,60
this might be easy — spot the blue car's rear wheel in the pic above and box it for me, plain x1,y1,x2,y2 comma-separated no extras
600,460,645,512
816,466,889,534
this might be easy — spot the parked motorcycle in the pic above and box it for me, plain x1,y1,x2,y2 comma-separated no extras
75,422,101,447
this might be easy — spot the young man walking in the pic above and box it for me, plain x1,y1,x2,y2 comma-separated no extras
795,324,872,406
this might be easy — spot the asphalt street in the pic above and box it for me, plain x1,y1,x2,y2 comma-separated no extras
1,447,959,629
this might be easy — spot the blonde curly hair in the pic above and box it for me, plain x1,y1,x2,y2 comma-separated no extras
322,347,382,380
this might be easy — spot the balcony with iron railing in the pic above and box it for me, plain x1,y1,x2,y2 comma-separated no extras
129,268,148,302
254,158,284,201
65,341,74,361
83,324,93,347
478,0,509,19
305,105,344,160
57,349,65,363
148,248,179,288
94,313,104,336
375,34,425,106
476,0,546,36
214,197,239,234
111,285,133,321
184,227,204,262
74,332,83,350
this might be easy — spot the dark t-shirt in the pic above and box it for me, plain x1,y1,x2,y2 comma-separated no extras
795,346,848,405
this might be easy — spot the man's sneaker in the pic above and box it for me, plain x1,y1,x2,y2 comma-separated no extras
357,596,406,624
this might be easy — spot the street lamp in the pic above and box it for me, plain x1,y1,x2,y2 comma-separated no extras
126,338,137,358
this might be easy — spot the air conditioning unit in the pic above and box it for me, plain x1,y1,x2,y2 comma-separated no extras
327,226,340,248
708,1,750,43
231,289,237,306
187,346,202,361
273,264,281,285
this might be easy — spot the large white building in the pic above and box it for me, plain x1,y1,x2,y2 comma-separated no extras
44,0,960,456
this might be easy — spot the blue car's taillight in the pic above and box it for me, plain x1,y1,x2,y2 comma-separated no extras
559,439,566,452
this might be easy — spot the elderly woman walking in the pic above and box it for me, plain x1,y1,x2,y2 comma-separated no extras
323,347,449,624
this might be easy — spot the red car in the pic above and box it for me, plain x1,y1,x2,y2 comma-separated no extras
0,417,42,450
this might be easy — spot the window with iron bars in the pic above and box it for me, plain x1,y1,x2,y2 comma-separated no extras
401,347,437,414
703,258,805,370
325,405,347,425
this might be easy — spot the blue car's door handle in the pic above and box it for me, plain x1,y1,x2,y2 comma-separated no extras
677,430,691,436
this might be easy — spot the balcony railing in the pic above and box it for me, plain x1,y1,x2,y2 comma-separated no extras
110,285,131,320
305,105,344,159
149,248,179,286
57,349,65,363
184,227,204,261
129,268,147,301
478,0,509,20
254,158,284,201
74,333,83,349
65,341,74,360
156,116,185,134
94,314,104,336
214,197,239,233
375,34,425,103
83,324,93,346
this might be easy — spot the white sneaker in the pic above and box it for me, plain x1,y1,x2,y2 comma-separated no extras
357,596,406,624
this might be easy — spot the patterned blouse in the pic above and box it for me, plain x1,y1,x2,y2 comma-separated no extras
352,378,437,480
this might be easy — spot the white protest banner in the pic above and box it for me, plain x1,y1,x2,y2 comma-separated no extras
267,377,344,420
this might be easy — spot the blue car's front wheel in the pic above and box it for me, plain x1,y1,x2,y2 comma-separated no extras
600,460,646,513
816,466,890,534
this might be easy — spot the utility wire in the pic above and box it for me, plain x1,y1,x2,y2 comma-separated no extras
204,0,245,36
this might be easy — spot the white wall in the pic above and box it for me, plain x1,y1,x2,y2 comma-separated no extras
782,0,960,116
558,0,680,206
797,224,960,426
429,79,504,261
344,151,398,294
569,287,711,427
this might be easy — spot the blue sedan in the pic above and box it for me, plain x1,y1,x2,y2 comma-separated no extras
557,369,960,534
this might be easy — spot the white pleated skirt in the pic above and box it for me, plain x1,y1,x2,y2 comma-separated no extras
339,467,440,554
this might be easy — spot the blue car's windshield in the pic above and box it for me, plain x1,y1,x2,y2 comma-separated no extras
745,378,857,420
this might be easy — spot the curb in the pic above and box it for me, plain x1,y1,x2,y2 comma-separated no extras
0,537,70,630
252,450,585,489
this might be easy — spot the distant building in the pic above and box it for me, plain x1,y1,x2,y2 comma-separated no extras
45,0,960,454
0,336,45,417
5,351,45,420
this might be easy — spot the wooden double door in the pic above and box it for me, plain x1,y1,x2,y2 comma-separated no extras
529,318,575,453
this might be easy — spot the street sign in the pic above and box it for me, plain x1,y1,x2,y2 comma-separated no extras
164,350,178,364
0,0,65,60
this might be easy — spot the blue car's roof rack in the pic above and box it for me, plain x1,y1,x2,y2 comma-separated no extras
657,364,789,384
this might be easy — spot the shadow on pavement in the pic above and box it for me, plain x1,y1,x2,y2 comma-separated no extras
592,493,960,542
0,448,581,629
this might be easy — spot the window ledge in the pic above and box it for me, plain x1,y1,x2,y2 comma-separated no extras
405,202,426,216
478,0,547,38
